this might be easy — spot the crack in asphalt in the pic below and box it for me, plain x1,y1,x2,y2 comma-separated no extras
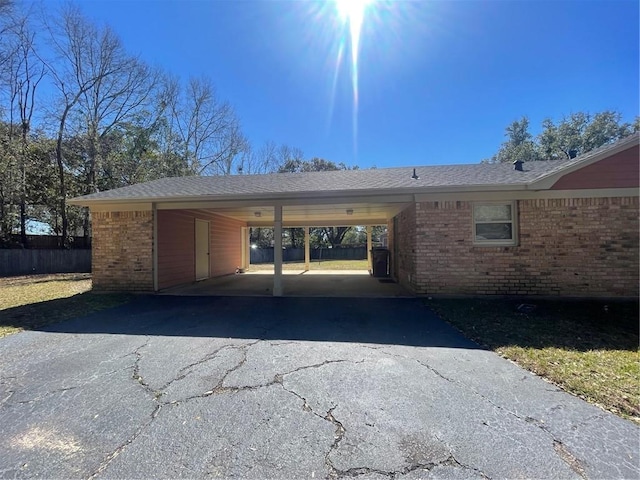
380,349,588,479
474,394,589,477
131,339,162,399
88,338,269,476
10,385,82,405
173,354,364,404
86,404,162,480
325,453,492,480
554,440,588,479
178,344,259,401
1,367,132,409
277,382,346,480
284,359,363,378
271,357,487,480
414,359,454,383
431,432,492,479
0,390,14,406
80,339,585,480
323,406,347,479
0,376,18,407
159,340,261,392
87,338,162,479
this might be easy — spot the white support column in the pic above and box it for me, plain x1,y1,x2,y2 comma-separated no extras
241,227,249,270
273,206,283,296
366,225,373,273
304,227,310,272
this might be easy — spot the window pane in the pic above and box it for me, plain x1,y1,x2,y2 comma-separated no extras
476,223,513,240
474,205,512,222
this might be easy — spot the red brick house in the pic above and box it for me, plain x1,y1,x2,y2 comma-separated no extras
70,133,639,297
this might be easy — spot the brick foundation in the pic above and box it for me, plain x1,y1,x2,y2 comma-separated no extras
393,197,639,297
91,210,154,292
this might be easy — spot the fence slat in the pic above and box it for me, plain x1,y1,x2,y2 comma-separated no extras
0,250,91,276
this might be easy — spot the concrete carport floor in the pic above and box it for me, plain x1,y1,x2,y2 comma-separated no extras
162,270,413,297
0,296,638,479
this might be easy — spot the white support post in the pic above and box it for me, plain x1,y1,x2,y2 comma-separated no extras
241,227,249,270
304,227,310,272
273,206,283,296
366,225,372,274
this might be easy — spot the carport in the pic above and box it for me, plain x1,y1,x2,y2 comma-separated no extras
71,170,416,295
154,197,410,296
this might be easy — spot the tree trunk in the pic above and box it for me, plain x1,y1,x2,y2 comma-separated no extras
56,106,71,249
19,127,29,248
19,200,27,247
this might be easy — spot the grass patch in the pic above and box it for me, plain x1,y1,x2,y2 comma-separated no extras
0,273,132,337
427,298,639,423
249,259,369,271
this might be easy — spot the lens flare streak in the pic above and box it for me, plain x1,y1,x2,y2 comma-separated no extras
327,36,346,134
335,0,370,156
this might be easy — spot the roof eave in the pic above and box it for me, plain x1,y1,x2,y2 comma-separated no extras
68,183,533,208
528,133,640,190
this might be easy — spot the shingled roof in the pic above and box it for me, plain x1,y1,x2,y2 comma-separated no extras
70,133,639,205
70,162,564,203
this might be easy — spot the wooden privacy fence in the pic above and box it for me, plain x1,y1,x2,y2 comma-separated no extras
250,246,367,264
0,249,91,276
6,235,91,249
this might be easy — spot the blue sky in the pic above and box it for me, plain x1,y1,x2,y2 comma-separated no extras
72,0,638,169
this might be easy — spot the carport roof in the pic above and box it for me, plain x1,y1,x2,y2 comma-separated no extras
69,134,639,205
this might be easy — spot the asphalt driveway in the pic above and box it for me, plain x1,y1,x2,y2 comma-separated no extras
0,296,638,479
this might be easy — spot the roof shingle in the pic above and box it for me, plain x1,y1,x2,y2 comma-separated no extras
70,133,639,204
71,162,565,203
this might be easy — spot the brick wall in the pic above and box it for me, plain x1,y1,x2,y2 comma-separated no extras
91,210,154,292
395,197,639,297
391,203,417,291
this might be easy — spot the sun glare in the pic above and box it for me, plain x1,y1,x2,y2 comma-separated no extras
336,0,370,23
334,0,371,154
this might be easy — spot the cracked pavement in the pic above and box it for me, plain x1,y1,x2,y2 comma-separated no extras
0,296,638,479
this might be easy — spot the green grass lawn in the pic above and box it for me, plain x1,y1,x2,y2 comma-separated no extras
249,259,369,271
0,274,131,337
428,298,639,423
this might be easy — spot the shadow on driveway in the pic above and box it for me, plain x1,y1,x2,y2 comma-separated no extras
35,295,480,349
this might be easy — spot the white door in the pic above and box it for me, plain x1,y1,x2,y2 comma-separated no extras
195,219,210,281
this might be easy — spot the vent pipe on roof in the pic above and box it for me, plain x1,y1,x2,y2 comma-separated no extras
513,159,524,171
411,168,419,180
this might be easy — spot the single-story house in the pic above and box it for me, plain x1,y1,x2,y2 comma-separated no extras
69,133,639,297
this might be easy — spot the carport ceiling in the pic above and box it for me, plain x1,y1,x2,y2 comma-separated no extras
187,202,409,227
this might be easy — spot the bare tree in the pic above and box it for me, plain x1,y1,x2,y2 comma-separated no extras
41,6,99,245
238,140,304,175
74,24,157,236
166,75,245,175
77,30,157,196
12,21,45,246
0,0,17,72
1,11,46,246
43,5,156,243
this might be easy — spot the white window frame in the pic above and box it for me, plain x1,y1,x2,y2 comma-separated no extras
472,201,518,246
